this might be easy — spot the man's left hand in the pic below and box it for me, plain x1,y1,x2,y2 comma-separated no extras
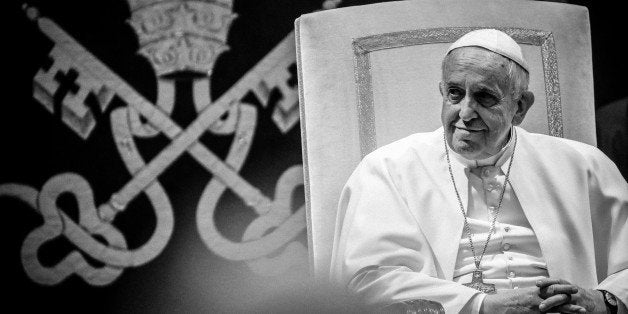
536,278,608,313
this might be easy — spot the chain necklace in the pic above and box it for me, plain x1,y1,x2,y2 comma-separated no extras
443,128,517,294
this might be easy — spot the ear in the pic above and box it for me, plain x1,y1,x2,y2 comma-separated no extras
512,91,534,125
438,82,444,96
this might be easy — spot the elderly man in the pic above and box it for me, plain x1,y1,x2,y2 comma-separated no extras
331,29,627,313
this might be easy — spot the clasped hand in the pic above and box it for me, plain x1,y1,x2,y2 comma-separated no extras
481,278,607,313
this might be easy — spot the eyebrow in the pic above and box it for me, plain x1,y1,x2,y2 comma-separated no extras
474,85,503,99
443,77,506,99
444,80,464,88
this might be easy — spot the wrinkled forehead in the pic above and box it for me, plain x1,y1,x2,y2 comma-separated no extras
442,47,511,84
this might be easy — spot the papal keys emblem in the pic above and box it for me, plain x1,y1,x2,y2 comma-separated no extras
0,0,339,285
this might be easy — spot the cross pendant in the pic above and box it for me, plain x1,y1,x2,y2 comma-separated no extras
463,270,496,294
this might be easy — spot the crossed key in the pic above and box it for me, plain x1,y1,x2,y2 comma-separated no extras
30,12,299,222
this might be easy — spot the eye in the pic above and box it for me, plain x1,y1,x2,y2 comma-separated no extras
447,87,464,102
475,92,499,107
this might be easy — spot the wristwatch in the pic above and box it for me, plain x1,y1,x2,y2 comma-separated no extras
600,290,618,314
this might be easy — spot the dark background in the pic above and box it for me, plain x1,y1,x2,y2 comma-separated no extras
1,0,625,313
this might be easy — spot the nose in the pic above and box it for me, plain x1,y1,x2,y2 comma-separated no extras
458,96,478,121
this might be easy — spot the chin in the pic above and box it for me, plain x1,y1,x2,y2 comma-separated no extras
452,140,482,159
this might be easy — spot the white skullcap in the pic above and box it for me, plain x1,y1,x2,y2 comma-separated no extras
446,29,529,72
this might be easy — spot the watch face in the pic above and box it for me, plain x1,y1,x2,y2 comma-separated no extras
605,291,618,306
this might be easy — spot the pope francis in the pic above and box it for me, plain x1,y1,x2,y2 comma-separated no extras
331,29,627,313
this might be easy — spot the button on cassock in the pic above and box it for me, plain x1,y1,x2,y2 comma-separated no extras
503,243,511,251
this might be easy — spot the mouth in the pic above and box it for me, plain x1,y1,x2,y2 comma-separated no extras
454,125,484,133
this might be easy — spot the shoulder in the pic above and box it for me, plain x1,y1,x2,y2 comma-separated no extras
517,127,616,171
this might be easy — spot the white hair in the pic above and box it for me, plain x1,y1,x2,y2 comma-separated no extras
505,57,529,99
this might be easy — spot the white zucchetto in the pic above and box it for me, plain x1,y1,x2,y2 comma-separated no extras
446,29,529,72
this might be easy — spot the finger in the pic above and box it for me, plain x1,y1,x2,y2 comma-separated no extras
556,303,586,313
539,294,571,311
539,284,578,298
536,278,570,288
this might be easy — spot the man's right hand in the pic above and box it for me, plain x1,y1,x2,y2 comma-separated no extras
480,286,587,313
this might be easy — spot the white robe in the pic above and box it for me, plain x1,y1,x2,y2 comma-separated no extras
331,126,628,313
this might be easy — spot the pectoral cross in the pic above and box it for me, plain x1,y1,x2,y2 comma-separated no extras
463,270,496,294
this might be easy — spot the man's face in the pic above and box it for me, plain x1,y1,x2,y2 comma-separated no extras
440,47,525,160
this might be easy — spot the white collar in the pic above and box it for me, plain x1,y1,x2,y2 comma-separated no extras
448,127,516,168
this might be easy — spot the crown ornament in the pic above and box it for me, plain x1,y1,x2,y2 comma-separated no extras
127,0,236,76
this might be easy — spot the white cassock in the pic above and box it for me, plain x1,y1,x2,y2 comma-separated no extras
331,126,628,313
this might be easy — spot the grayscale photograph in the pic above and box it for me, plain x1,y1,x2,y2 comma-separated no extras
2,0,626,313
